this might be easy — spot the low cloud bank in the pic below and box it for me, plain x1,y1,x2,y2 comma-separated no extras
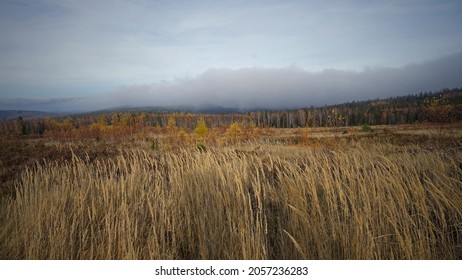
2,52,462,112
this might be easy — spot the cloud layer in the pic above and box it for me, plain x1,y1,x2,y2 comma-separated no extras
1,0,462,100
1,52,461,112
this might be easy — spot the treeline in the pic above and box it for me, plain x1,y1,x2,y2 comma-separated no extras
1,88,461,138
262,88,462,128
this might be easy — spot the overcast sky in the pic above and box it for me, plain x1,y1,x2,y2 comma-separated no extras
1,0,462,111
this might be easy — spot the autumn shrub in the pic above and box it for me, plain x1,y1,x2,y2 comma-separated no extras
150,138,160,151
361,124,373,133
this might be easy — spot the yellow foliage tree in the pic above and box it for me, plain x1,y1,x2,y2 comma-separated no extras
226,122,242,142
424,95,455,139
167,116,177,134
194,117,209,139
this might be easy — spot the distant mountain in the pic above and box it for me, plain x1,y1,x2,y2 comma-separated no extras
84,105,245,115
3,88,461,125
0,110,63,121
73,88,462,120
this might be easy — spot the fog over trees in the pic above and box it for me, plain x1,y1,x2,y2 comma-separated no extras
1,52,461,113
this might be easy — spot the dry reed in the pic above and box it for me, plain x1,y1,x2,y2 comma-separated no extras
1,143,461,259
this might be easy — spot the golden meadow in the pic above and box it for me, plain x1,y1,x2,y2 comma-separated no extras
1,125,461,259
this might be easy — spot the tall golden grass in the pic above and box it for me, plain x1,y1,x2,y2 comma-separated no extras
1,143,461,259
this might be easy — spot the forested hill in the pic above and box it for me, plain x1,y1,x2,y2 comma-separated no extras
0,110,62,121
71,87,462,128
261,87,462,127
1,88,461,137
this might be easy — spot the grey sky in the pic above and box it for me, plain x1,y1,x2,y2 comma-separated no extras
1,0,462,110
2,51,461,112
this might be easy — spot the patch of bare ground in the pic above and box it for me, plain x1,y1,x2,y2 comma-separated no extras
0,138,124,198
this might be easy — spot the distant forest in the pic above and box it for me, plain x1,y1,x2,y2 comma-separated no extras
1,88,461,138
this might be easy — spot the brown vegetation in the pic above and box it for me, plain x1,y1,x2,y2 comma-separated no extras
1,122,461,259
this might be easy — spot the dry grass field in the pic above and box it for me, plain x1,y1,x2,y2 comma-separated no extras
1,124,461,259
